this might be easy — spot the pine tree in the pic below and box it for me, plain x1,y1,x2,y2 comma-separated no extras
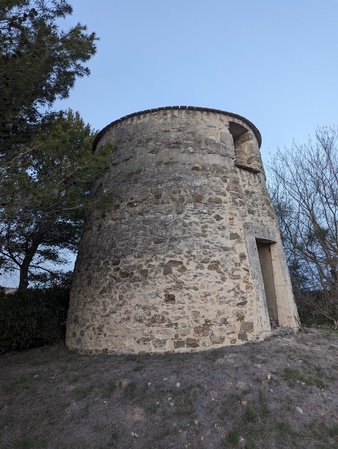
0,1,112,289
0,111,112,290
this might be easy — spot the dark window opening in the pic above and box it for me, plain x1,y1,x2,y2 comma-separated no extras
256,240,279,328
229,122,248,147
229,121,260,174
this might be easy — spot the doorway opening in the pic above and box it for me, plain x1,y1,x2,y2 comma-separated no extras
256,240,279,328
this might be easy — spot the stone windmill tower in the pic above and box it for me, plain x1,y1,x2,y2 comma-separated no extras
66,107,299,354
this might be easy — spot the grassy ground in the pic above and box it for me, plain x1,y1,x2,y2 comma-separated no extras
1,328,338,449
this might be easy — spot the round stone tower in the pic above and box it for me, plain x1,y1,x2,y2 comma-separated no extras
66,106,299,354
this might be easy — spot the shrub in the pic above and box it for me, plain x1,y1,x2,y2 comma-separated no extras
295,290,337,327
0,287,70,352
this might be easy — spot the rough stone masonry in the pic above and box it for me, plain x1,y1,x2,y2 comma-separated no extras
66,106,299,354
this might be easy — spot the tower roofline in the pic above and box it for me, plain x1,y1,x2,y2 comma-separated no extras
92,106,262,151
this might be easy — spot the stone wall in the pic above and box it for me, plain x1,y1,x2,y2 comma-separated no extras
66,107,299,354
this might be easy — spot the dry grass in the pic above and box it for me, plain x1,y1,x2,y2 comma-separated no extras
1,328,338,449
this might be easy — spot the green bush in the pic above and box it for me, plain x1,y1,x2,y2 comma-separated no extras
0,287,70,352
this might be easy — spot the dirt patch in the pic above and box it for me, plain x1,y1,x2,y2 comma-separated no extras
1,328,338,448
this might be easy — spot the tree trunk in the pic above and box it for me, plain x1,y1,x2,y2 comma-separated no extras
18,240,40,290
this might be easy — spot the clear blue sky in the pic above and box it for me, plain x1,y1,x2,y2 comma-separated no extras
2,0,338,287
56,0,338,162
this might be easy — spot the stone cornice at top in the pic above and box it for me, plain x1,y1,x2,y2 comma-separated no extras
92,106,262,151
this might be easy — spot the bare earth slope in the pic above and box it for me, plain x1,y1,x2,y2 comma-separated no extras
1,328,338,449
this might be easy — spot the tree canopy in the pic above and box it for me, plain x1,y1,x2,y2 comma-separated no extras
0,0,97,156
